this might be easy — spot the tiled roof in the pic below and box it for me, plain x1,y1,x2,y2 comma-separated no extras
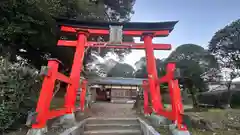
56,18,178,34
87,77,147,86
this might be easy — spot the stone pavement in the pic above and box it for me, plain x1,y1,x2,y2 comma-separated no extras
88,102,137,118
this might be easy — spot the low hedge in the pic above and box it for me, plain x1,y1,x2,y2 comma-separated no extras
197,90,240,108
230,91,240,108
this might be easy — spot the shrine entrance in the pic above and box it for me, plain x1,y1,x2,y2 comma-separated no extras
27,18,190,134
88,77,144,103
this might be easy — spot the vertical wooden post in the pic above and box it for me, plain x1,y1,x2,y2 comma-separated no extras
173,80,186,130
143,80,152,114
143,35,163,112
80,80,87,111
65,33,87,113
167,62,186,130
32,59,59,128
167,63,177,118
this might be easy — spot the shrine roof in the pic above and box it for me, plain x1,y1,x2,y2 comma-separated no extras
55,18,178,33
87,77,147,86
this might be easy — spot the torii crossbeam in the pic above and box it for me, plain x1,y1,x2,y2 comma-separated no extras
29,18,188,133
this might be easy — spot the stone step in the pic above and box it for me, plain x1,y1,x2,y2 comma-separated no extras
86,118,139,125
111,99,135,104
83,129,142,135
85,123,141,131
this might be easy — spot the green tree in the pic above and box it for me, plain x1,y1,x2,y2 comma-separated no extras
176,59,204,107
166,44,219,108
0,0,136,132
0,57,41,131
107,63,135,77
208,19,240,107
134,57,168,92
134,57,165,78
0,0,135,69
167,44,218,72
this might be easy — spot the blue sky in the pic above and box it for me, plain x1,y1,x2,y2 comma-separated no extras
123,0,240,67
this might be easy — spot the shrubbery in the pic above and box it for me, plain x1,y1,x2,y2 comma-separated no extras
0,59,41,132
230,91,240,108
197,90,240,108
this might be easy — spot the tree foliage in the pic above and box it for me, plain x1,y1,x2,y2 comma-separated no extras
166,44,219,107
134,57,168,93
167,44,218,90
0,0,136,69
208,19,240,107
208,19,240,81
167,44,218,72
0,0,136,132
0,58,41,131
209,19,240,69
107,63,135,77
133,44,218,107
134,57,165,78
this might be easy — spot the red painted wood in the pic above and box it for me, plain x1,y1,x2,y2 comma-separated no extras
143,35,163,111
57,40,172,50
143,80,152,115
32,24,187,131
60,26,169,37
56,72,71,84
64,33,86,113
57,40,77,47
32,60,59,128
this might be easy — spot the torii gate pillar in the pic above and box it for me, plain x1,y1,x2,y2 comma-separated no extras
144,35,163,111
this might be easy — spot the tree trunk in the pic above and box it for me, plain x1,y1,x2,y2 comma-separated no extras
189,88,199,108
226,82,232,108
133,95,139,109
133,94,143,113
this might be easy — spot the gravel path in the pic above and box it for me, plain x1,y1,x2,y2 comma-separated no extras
88,102,137,118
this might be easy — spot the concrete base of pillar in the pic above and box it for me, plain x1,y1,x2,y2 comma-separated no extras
26,127,47,135
60,113,77,126
147,114,169,127
144,114,151,117
75,111,85,118
169,124,191,135
111,99,135,104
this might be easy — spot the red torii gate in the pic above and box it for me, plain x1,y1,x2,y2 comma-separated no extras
31,18,187,131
